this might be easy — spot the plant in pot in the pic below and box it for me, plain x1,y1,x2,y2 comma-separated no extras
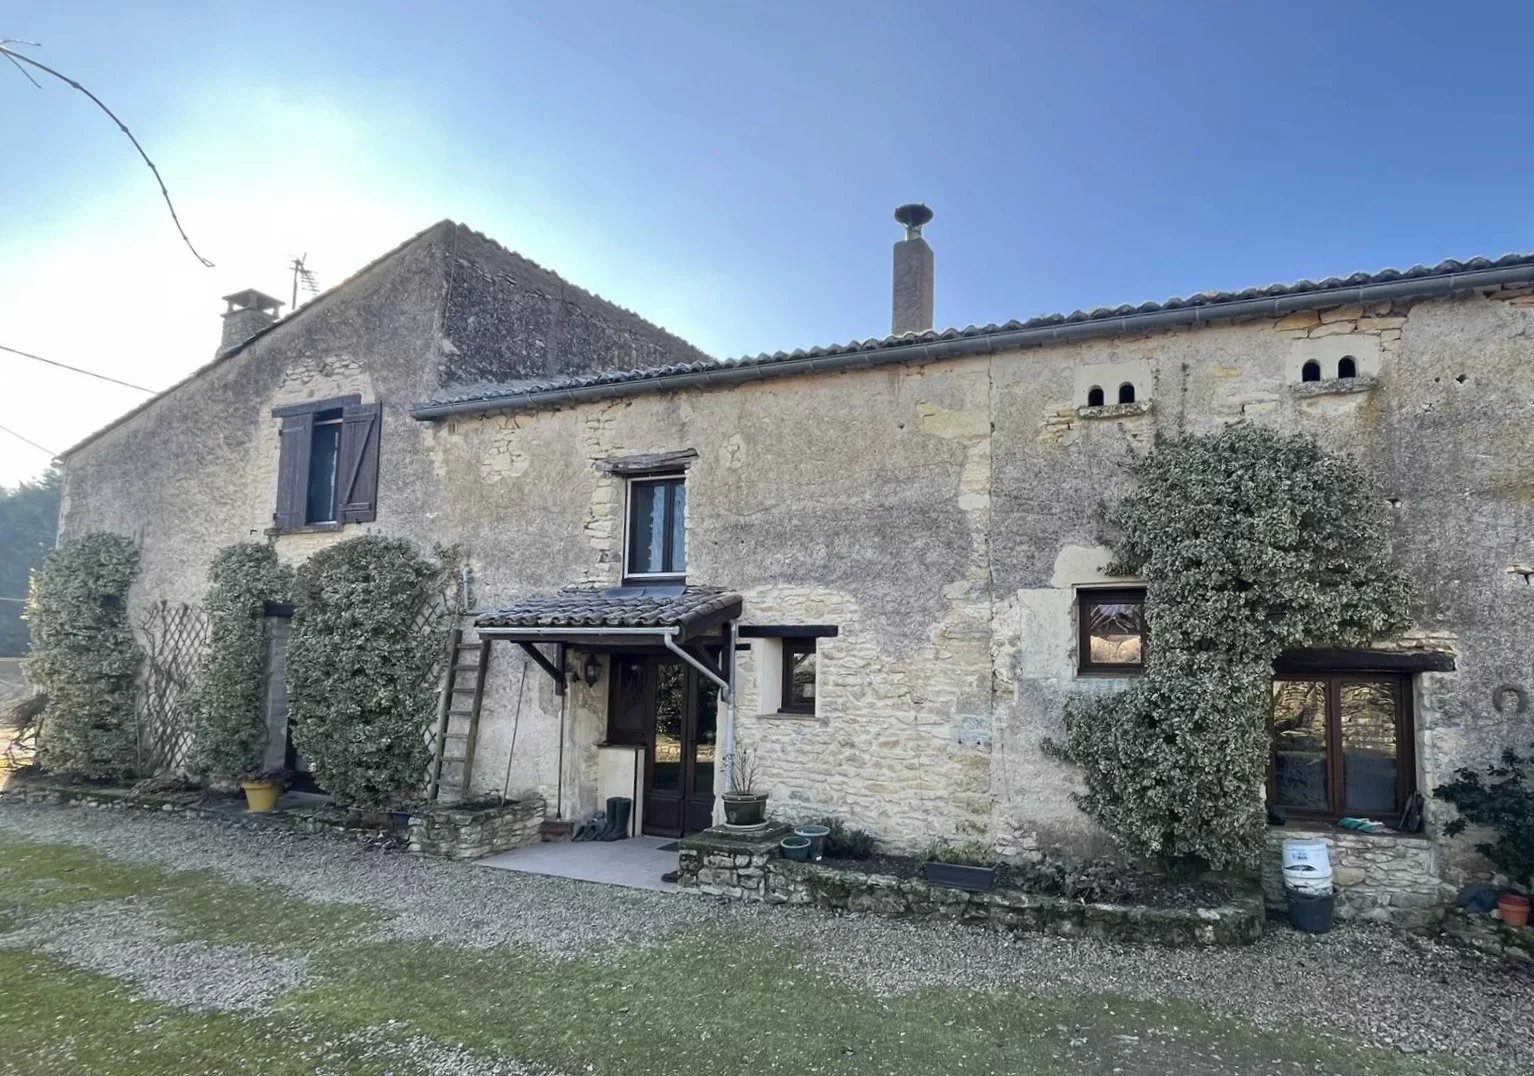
238,768,289,813
721,748,768,827
923,839,999,893
1433,739,1534,928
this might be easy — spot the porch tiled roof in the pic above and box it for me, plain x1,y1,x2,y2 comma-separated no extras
474,586,741,630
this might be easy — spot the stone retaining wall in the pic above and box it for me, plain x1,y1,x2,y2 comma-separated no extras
1441,907,1534,964
405,798,545,860
679,826,1264,947
1,777,544,862
1262,826,1450,930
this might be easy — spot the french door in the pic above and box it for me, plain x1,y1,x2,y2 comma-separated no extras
609,656,718,838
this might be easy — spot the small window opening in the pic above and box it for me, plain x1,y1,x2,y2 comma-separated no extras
1086,386,1105,407
1301,360,1321,383
1337,356,1357,379
1117,383,1136,405
305,409,345,524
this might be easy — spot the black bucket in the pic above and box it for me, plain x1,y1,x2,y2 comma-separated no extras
1285,886,1337,934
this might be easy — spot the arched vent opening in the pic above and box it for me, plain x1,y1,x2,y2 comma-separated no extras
1301,360,1322,382
1338,356,1357,379
1117,383,1136,404
1086,386,1105,407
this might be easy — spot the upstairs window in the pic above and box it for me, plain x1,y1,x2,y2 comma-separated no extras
1078,588,1146,673
626,474,686,580
272,395,381,532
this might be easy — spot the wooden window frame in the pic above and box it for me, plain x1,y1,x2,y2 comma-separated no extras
1268,672,1416,823
778,638,817,714
623,473,686,582
1076,587,1146,674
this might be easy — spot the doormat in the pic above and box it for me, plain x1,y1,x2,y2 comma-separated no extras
655,841,681,852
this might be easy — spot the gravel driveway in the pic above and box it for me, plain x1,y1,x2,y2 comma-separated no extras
1,801,1530,1074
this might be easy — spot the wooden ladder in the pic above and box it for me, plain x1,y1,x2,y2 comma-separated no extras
428,629,491,803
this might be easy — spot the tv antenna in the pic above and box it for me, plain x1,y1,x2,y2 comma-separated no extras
288,254,320,309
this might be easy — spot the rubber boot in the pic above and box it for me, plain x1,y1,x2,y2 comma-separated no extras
601,797,632,841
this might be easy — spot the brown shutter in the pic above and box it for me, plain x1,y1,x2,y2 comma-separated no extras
273,413,314,532
338,403,381,523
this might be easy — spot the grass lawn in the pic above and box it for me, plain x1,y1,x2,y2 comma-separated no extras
0,832,1470,1076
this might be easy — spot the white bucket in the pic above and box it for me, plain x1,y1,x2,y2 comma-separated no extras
1281,837,1332,874
1283,864,1335,896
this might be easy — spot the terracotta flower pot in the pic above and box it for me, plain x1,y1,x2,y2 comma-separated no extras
1499,891,1531,928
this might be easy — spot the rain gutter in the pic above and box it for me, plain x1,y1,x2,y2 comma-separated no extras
411,263,1534,421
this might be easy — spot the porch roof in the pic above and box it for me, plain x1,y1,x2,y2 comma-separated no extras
474,585,741,641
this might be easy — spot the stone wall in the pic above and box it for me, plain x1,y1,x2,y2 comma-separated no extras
406,797,545,860
678,828,1264,947
1262,826,1450,930
54,217,1534,920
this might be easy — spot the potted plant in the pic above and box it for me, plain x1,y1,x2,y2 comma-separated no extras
1433,740,1534,929
721,748,768,827
1499,890,1530,928
923,839,998,893
238,768,289,813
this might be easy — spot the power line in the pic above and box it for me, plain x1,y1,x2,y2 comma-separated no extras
0,597,28,604
0,422,56,457
0,343,157,393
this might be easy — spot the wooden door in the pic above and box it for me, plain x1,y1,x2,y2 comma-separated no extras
625,657,718,838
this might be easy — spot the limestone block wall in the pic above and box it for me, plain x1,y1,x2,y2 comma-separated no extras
406,796,545,860
1262,826,1449,930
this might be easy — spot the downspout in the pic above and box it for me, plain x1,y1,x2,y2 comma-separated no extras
662,625,738,812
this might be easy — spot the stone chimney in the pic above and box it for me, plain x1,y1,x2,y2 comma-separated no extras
218,289,284,356
891,203,934,335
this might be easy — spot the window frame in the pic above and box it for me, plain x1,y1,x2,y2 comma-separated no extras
305,409,346,525
270,394,381,534
1267,671,1416,823
623,473,687,582
778,637,818,714
1076,587,1147,675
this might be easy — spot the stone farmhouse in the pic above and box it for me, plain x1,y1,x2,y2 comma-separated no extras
55,213,1534,923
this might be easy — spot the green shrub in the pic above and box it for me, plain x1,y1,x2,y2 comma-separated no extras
24,533,141,779
1055,427,1415,873
923,839,994,866
286,536,448,807
186,543,293,782
821,816,877,860
1434,742,1534,891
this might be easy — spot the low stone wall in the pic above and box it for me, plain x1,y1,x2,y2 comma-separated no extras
679,827,1265,947
1262,826,1450,930
406,798,545,860
2,776,543,861
1441,907,1534,964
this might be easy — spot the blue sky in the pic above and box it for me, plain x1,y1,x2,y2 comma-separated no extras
4,1,1533,485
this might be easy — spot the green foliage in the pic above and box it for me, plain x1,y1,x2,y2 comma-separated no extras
821,816,877,860
1057,427,1415,872
23,532,142,779
1433,741,1534,891
924,839,994,866
286,536,447,807
186,543,293,782
0,468,62,656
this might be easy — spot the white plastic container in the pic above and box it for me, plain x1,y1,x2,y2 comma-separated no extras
1281,837,1332,874
1281,838,1334,896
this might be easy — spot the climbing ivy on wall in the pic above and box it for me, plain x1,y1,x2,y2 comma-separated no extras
186,542,293,782
1055,426,1416,873
24,532,142,779
286,535,449,807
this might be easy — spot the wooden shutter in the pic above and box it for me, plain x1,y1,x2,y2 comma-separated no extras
273,413,314,532
337,403,381,523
